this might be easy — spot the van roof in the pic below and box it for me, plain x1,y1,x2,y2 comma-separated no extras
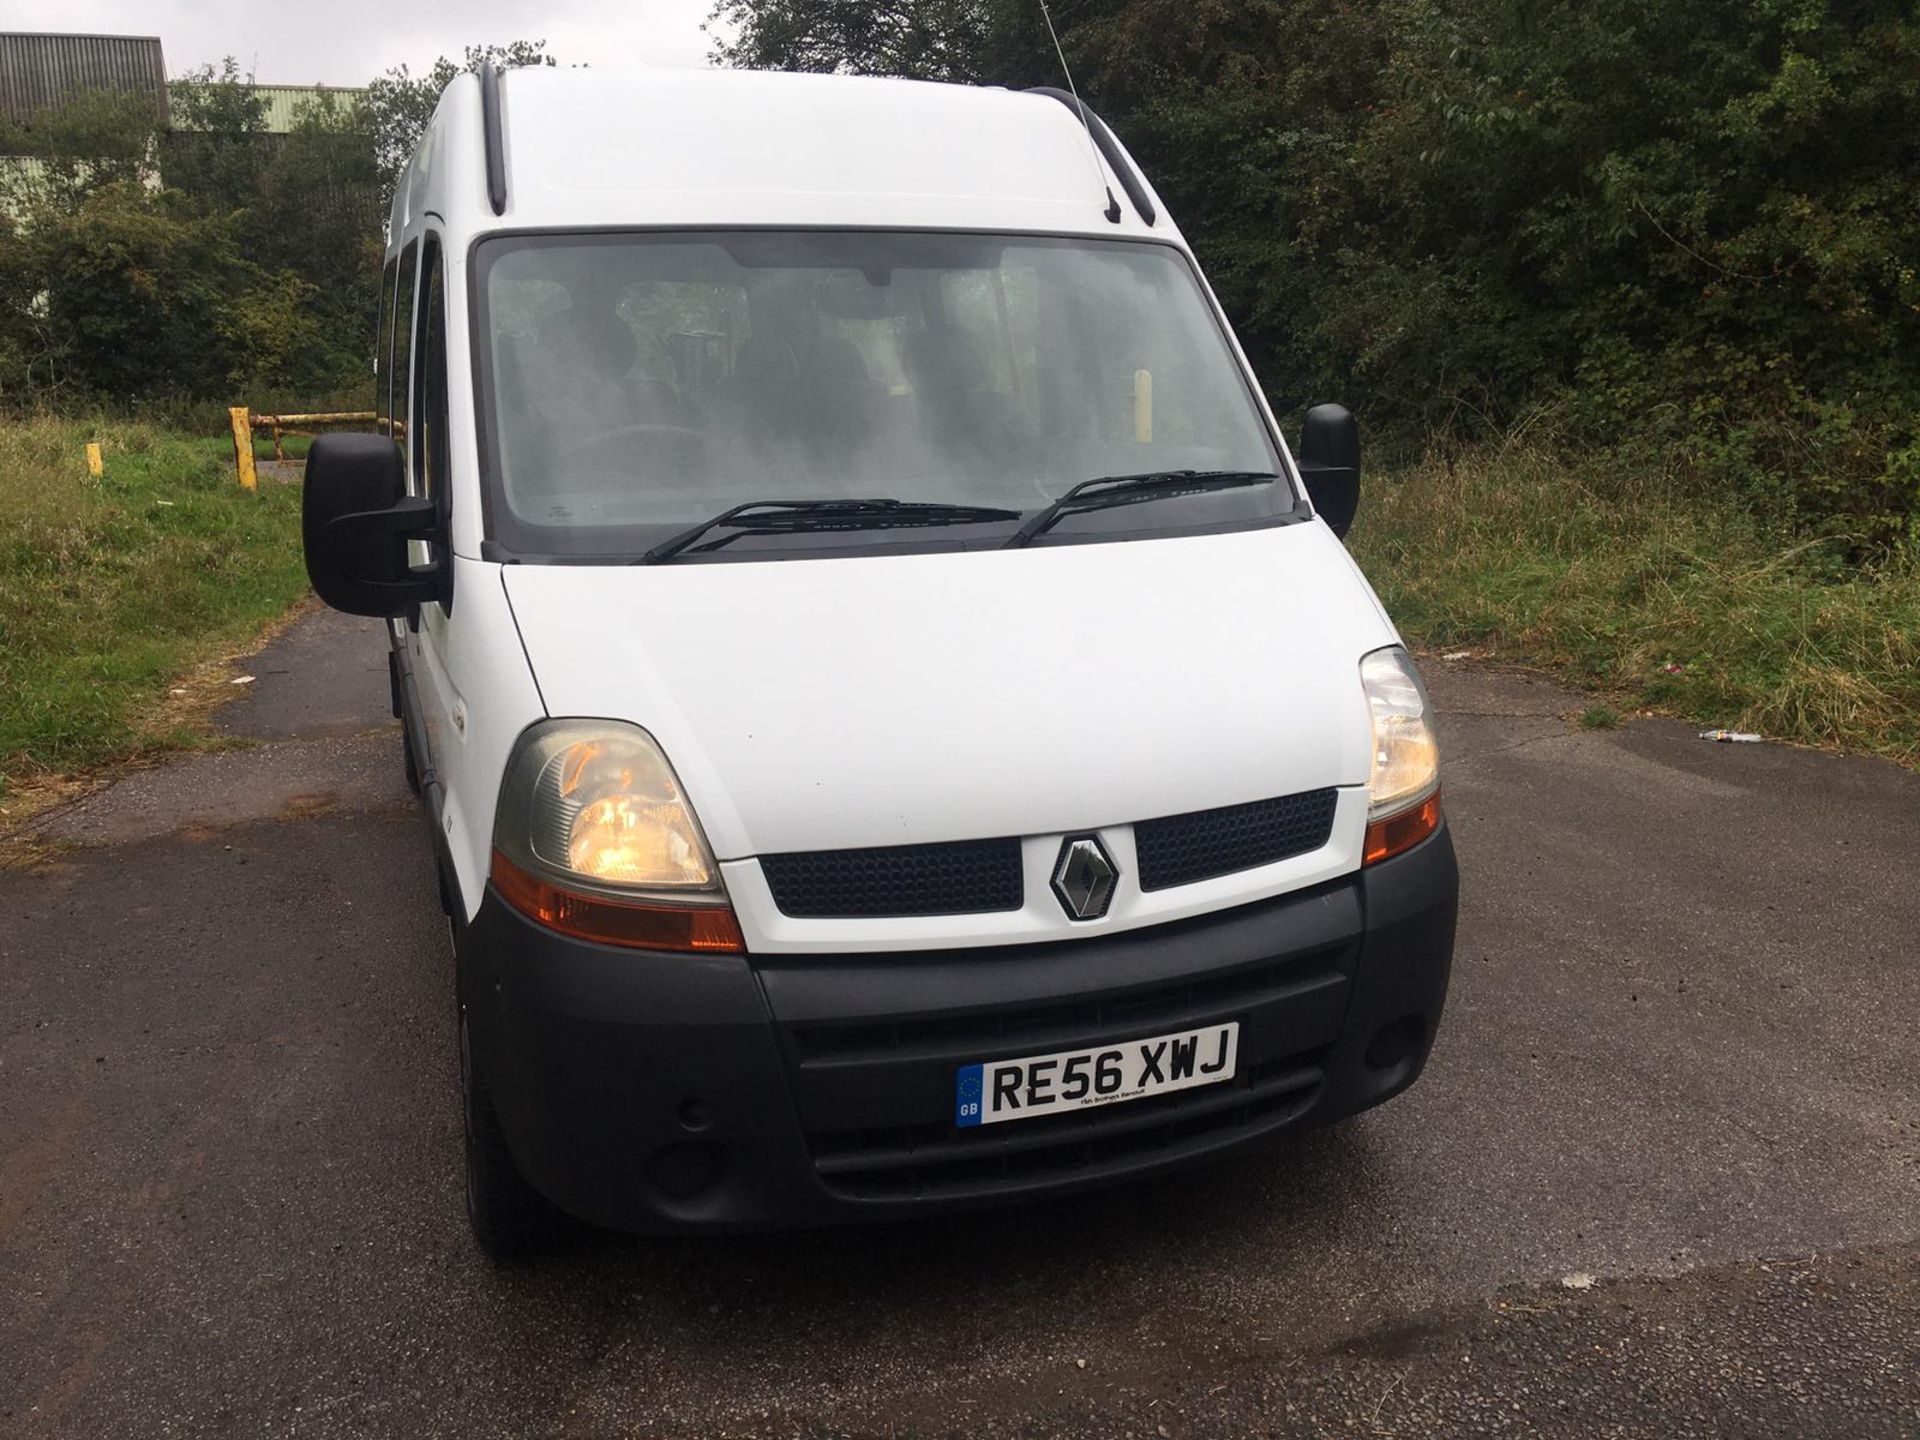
392,66,1171,244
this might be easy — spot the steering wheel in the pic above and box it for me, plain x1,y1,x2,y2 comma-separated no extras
554,424,712,467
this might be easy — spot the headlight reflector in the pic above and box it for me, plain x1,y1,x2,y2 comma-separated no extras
1360,647,1441,862
525,734,714,888
493,721,740,951
1361,646,1439,816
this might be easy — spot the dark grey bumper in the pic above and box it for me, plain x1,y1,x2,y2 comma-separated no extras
457,824,1458,1233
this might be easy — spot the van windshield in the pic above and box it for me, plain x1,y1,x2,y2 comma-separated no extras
473,232,1296,559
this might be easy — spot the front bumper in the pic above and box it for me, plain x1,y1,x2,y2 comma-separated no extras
458,824,1458,1233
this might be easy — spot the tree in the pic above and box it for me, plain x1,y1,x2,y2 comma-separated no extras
254,92,386,377
0,87,159,216
0,74,376,403
165,59,271,216
707,0,996,80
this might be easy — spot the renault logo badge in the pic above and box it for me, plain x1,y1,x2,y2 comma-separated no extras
1051,835,1118,921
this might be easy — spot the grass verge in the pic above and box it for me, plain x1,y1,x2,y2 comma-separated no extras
1348,445,1920,765
0,412,309,803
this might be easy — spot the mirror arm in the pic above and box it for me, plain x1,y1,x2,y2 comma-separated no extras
321,494,440,546
319,495,447,608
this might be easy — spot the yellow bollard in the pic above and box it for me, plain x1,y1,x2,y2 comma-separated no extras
85,442,103,478
229,406,257,491
1133,368,1154,443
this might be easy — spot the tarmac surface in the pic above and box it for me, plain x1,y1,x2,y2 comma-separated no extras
1,608,1916,1437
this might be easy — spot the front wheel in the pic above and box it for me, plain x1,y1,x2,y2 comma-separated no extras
460,1007,551,1261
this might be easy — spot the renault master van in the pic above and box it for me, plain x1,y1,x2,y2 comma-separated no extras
302,64,1458,1256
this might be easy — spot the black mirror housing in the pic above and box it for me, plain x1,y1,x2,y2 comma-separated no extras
1298,403,1362,539
302,432,445,616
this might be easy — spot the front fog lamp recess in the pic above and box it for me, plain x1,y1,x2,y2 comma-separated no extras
491,721,741,952
1359,647,1442,863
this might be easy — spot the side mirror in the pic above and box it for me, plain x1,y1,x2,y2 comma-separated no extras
302,433,445,617
1298,403,1361,539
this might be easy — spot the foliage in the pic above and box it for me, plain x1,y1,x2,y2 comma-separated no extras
0,71,356,402
712,0,1920,546
0,43,550,408
26,183,250,396
1347,443,1920,765
0,88,159,210
0,413,309,795
708,0,994,80
248,94,388,389
166,58,272,216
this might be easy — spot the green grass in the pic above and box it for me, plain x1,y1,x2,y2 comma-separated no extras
0,413,309,798
252,432,312,461
1348,445,1920,765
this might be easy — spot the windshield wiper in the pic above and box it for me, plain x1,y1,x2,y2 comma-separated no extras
1001,470,1281,549
639,498,1022,564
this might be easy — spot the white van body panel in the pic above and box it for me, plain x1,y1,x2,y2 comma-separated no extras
443,67,1171,240
502,520,1393,947
382,64,1393,932
407,560,548,916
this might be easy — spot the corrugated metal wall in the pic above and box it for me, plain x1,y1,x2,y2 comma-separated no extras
254,85,366,135
0,32,168,128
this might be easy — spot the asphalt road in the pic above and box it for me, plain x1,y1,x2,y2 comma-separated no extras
2,610,1916,1438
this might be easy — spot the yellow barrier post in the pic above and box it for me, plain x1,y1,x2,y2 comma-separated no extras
85,442,103,478
229,406,257,491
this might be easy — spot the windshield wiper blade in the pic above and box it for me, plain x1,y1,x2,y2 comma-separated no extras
640,498,1022,564
1001,470,1280,549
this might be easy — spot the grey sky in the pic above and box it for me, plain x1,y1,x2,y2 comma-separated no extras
0,0,725,86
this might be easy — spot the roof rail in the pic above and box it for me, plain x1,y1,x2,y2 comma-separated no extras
1026,86,1156,226
479,62,507,216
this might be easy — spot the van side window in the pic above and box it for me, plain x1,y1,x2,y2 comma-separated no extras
413,235,450,508
391,239,419,446
375,256,397,437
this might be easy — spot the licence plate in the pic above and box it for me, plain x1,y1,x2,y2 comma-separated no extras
954,1022,1240,1129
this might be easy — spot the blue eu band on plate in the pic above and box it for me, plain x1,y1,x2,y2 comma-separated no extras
955,1022,1240,1128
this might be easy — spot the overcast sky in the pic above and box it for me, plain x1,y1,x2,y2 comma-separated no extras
0,0,724,85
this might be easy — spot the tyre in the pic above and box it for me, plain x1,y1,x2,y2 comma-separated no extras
459,1006,550,1261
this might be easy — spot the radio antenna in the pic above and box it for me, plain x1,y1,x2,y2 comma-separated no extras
1038,0,1122,223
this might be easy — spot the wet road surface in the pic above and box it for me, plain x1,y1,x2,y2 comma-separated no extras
2,609,1916,1437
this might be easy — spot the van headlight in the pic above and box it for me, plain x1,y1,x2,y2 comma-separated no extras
490,721,743,951
1359,647,1442,864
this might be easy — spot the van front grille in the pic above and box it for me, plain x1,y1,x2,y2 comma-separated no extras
759,838,1024,919
757,788,1341,919
1134,788,1339,891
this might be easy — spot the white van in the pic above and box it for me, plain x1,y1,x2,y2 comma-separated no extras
303,64,1457,1256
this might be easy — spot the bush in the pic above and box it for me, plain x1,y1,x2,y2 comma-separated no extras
0,70,382,410
1347,442,1920,762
